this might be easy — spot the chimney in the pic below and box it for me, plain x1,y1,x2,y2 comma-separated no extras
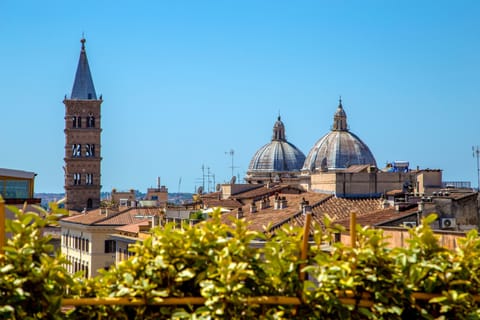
299,197,308,211
236,207,244,219
260,196,270,210
382,200,389,209
250,201,257,214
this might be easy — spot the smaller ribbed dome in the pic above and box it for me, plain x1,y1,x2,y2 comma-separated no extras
247,116,306,173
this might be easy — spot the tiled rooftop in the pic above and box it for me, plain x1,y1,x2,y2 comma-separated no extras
232,184,302,200
333,207,418,229
220,192,331,232
202,198,243,209
115,219,151,235
269,197,385,235
61,207,162,226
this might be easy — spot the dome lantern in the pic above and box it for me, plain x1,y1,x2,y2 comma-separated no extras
333,97,348,131
272,116,286,141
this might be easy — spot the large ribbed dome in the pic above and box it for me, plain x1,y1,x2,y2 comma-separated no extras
247,116,306,173
302,99,376,172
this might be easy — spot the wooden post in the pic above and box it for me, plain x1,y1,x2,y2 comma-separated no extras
299,206,312,281
0,196,5,254
350,211,356,248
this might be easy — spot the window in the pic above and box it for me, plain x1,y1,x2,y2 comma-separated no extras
105,240,116,253
87,198,93,209
77,116,82,128
85,173,93,185
72,144,81,157
72,116,77,128
3,180,30,199
85,144,95,157
73,173,81,185
87,114,95,128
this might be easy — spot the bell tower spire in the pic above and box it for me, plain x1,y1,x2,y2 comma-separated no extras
63,37,103,211
71,37,97,100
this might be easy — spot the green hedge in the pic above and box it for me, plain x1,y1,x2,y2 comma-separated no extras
2,204,480,319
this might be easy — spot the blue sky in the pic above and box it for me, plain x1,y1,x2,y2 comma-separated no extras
1,1,479,193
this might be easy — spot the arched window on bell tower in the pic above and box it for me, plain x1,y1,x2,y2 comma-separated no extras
87,113,95,128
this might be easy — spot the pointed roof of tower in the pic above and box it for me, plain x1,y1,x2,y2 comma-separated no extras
70,38,97,100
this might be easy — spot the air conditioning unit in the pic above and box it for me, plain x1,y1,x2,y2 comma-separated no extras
440,218,456,229
403,221,417,228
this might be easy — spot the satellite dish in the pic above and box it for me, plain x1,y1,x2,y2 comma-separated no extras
216,184,221,191
230,176,236,185
197,186,204,194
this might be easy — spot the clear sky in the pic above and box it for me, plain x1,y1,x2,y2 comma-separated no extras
1,1,479,193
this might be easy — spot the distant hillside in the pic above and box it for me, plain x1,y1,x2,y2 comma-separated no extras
34,192,194,208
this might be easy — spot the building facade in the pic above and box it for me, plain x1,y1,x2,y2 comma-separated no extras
0,168,41,220
63,38,102,211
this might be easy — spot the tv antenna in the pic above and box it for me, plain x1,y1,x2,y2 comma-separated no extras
225,149,239,180
196,164,215,193
473,146,480,191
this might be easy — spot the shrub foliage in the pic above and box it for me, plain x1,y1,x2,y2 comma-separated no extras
2,204,480,319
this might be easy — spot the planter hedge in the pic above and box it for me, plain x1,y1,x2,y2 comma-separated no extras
2,204,480,319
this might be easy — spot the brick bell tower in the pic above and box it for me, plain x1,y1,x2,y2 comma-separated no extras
63,38,102,211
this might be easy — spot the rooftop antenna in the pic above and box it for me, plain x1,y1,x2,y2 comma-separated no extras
473,146,480,191
201,164,205,192
207,166,211,193
225,149,238,180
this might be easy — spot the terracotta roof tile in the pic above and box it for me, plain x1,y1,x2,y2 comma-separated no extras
221,192,331,232
115,219,151,234
344,164,371,173
271,197,385,234
232,185,286,200
333,207,418,229
61,207,162,226
202,198,243,209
